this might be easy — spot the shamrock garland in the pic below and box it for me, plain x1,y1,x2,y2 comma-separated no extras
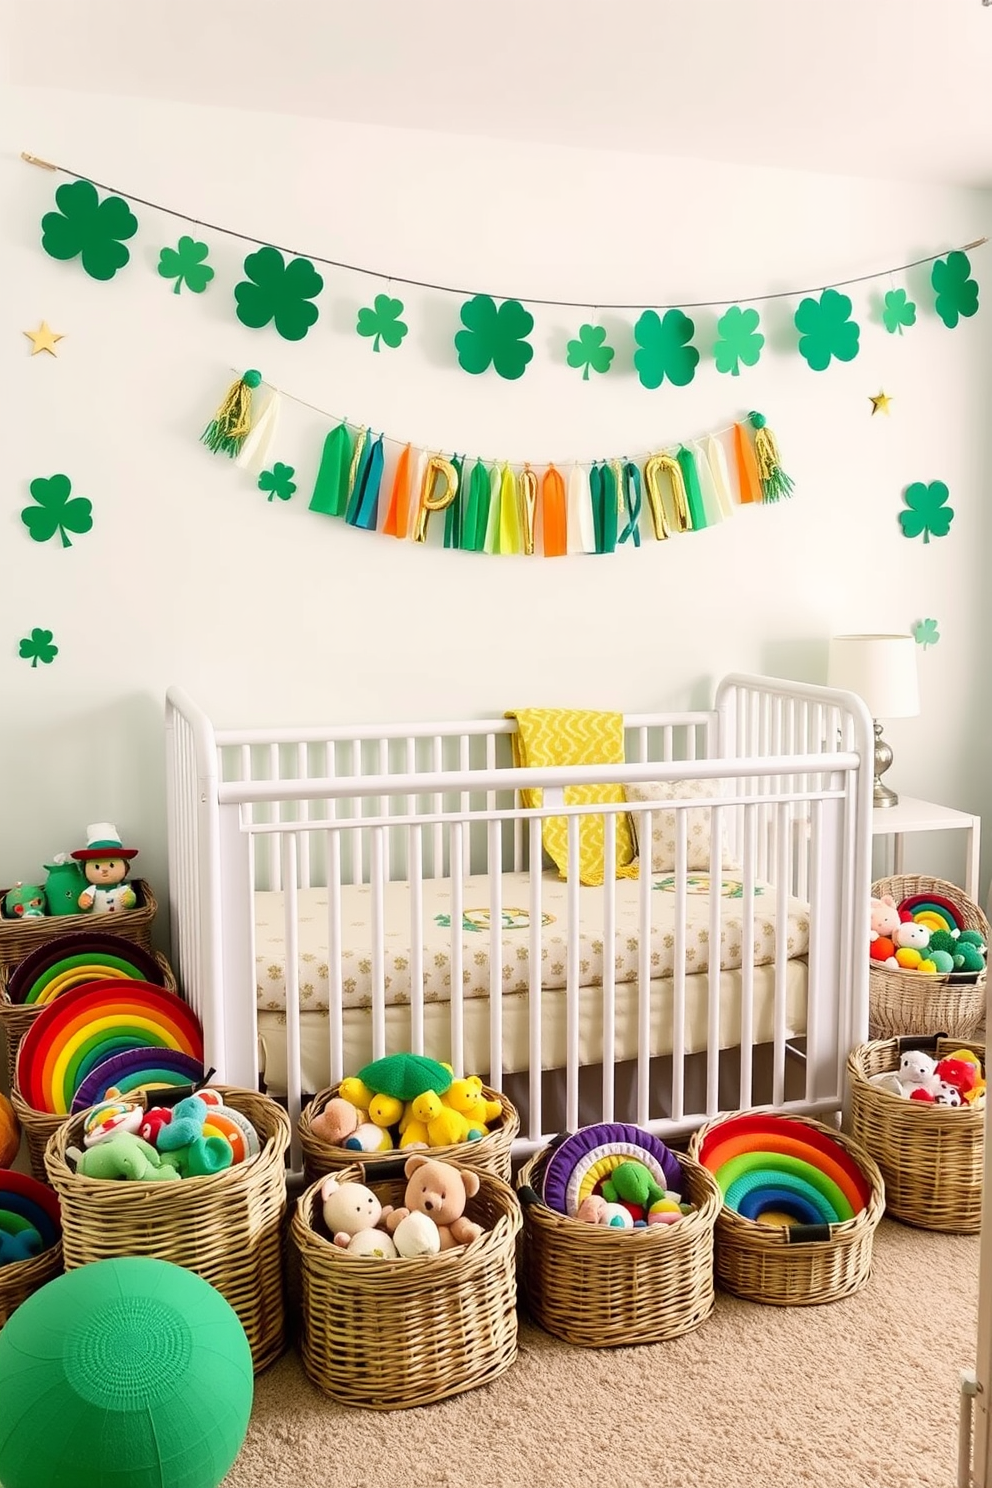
899,480,954,543
258,463,297,501
566,324,614,379
41,179,137,281
713,306,764,376
18,629,58,668
158,237,214,294
931,251,979,329
21,475,93,548
235,246,324,341
882,288,916,335
794,289,860,371
455,295,534,379
633,310,699,389
913,618,940,649
356,294,408,351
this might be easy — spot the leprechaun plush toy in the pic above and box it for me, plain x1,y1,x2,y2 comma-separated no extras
72,823,138,914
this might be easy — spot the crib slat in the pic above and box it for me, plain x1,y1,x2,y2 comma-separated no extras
527,817,543,1141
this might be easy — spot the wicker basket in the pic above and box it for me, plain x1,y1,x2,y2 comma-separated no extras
515,1147,720,1347
0,1240,64,1328
44,1086,291,1372
291,1159,521,1409
1,949,178,1095
298,1082,520,1185
869,875,989,1039
10,1086,63,1186
687,1111,885,1306
0,880,158,973
847,1035,984,1233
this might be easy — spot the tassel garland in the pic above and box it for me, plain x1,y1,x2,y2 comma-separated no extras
201,369,262,457
748,412,794,501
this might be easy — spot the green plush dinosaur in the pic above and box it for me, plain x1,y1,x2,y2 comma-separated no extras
69,1131,181,1181
601,1160,665,1210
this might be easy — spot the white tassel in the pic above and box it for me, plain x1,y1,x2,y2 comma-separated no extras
690,440,725,526
235,390,282,473
568,463,596,553
706,433,736,518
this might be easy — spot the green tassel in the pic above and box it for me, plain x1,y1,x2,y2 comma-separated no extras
201,370,261,457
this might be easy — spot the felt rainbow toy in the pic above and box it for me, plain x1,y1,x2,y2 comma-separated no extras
897,894,964,935
15,981,203,1115
0,1170,61,1250
6,932,166,1006
541,1122,683,1217
696,1113,872,1229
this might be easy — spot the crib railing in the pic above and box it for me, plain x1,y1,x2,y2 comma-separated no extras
165,675,873,1173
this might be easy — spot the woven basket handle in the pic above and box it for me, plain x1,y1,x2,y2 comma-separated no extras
895,1034,947,1056
517,1185,542,1207
786,1223,834,1243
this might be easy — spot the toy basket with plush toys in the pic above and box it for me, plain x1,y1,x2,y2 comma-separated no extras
515,1122,722,1348
0,1093,64,1328
0,825,156,974
291,1153,521,1409
847,1035,985,1233
297,1053,520,1184
868,875,989,1039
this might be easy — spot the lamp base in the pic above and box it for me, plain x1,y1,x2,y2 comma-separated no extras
873,720,899,809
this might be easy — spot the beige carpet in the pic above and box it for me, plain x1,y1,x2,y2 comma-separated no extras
227,1219,979,1488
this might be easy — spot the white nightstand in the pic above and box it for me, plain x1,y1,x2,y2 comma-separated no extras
872,795,981,902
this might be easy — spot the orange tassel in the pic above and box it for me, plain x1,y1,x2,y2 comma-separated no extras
382,444,411,537
734,422,763,504
542,465,567,556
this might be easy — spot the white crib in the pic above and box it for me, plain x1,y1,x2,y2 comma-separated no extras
164,673,874,1174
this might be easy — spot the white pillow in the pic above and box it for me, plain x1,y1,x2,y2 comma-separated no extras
624,779,737,873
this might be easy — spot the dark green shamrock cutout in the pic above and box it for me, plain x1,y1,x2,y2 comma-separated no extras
258,463,297,502
882,288,917,335
794,289,860,370
900,480,954,543
41,179,138,281
454,295,534,379
21,475,93,548
566,324,614,379
356,294,408,351
633,309,699,389
235,246,323,341
931,251,979,328
913,618,940,649
713,306,764,376
19,628,58,667
158,237,214,294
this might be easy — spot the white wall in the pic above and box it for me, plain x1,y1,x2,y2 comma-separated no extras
2,85,990,922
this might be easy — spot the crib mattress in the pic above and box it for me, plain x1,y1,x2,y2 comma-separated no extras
254,867,808,1014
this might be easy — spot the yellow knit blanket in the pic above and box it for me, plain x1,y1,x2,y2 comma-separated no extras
505,708,639,886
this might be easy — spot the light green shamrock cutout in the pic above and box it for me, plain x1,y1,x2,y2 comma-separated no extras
794,289,860,370
913,618,940,649
41,179,138,281
882,288,917,335
158,237,214,294
235,246,323,341
633,309,699,389
455,295,534,379
21,475,93,548
566,324,614,379
356,294,408,351
19,628,58,667
900,480,954,543
931,251,979,328
258,463,297,502
713,306,764,376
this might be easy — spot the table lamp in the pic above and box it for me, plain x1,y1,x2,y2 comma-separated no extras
827,633,920,808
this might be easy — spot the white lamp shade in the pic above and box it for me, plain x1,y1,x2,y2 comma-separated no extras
827,634,920,719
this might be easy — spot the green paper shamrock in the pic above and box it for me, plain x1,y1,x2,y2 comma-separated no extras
913,618,940,649
41,179,138,281
882,288,917,335
900,480,954,543
18,628,58,668
931,251,979,328
258,463,297,502
566,324,614,379
235,246,324,341
455,295,534,379
633,309,699,389
21,475,93,548
356,294,408,351
713,305,764,376
158,236,214,294
794,289,860,370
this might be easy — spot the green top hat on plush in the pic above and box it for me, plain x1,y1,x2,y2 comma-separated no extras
71,823,139,863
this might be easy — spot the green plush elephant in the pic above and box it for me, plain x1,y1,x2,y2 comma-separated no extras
69,1132,181,1182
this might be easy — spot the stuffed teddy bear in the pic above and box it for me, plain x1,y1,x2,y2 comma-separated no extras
870,894,903,943
320,1175,386,1251
382,1154,484,1250
310,1095,392,1152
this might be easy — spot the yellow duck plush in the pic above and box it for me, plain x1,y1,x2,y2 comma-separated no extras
443,1076,502,1135
407,1089,476,1148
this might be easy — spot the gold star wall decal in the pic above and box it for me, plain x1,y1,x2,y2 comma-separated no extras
869,390,892,416
24,321,64,356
